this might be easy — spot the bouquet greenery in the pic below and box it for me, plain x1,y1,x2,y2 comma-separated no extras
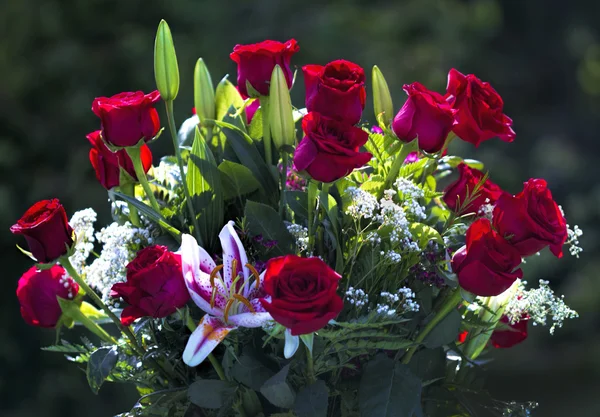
10,20,582,417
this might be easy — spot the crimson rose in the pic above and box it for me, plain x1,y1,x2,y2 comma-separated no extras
452,218,523,296
11,199,74,263
17,265,79,328
446,68,516,147
260,255,344,335
92,90,161,147
293,112,371,183
111,245,189,326
490,316,528,348
392,82,457,153
493,178,567,258
87,130,153,190
230,39,299,98
443,163,505,214
303,60,366,125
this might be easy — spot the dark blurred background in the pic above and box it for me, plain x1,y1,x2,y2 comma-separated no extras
1,0,598,416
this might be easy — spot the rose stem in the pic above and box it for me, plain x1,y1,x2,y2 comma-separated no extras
60,256,181,383
125,146,162,214
259,97,272,166
184,315,227,381
279,151,288,218
400,289,463,364
307,180,319,253
118,183,141,227
305,343,316,383
164,100,203,246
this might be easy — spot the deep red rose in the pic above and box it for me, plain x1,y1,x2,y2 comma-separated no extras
111,245,189,326
303,60,366,125
92,90,161,147
245,99,260,124
293,112,371,183
230,39,299,98
443,163,505,215
11,199,74,263
87,130,153,190
446,68,516,147
392,82,457,153
260,255,344,335
493,178,567,258
17,265,79,328
490,315,528,348
452,218,523,296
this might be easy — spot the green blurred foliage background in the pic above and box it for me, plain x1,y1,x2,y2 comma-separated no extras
0,1,598,416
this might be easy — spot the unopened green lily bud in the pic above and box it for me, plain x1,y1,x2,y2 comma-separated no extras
194,58,215,123
268,65,295,151
372,65,394,127
154,20,179,101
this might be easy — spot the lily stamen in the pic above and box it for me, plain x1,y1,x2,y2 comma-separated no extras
223,298,235,323
232,294,256,313
246,263,261,289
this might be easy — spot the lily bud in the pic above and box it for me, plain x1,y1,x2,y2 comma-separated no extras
154,20,179,101
372,65,394,127
268,64,295,151
194,58,215,123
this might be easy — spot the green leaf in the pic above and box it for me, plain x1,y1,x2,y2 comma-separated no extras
285,190,309,221
294,380,329,417
359,354,421,417
86,347,118,394
423,309,462,349
218,160,262,200
409,223,444,249
215,76,244,121
188,379,237,409
244,200,296,256
407,348,446,382
260,364,296,408
231,353,275,391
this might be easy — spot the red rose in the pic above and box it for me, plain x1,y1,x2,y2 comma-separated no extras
87,130,153,190
245,99,260,125
293,112,371,183
11,199,74,263
490,315,528,348
92,90,161,147
303,60,366,125
111,245,189,326
17,265,79,328
443,163,505,215
446,68,516,147
493,179,567,258
260,255,344,335
392,82,457,153
230,39,299,98
452,218,523,296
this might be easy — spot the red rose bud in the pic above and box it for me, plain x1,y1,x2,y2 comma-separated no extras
260,255,344,335
293,112,372,183
87,130,153,190
245,99,260,125
111,245,189,326
443,163,505,215
92,90,161,147
11,199,74,263
446,68,516,147
452,218,523,297
230,39,299,98
404,152,419,164
17,265,79,328
303,60,366,125
493,178,567,258
490,315,528,348
392,82,457,153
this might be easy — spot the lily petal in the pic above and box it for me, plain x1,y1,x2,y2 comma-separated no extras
183,315,235,367
227,311,273,328
219,221,250,292
284,328,300,359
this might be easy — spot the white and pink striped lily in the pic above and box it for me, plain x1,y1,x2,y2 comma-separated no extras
180,221,272,367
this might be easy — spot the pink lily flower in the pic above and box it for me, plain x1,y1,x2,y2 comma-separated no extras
180,221,272,366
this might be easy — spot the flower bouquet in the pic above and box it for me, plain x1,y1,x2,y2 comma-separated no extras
11,20,582,417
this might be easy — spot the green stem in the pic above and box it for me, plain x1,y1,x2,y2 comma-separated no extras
305,344,316,383
125,146,161,214
279,151,288,218
165,100,203,246
118,183,141,227
184,314,226,381
382,140,418,195
401,289,463,364
316,183,331,257
260,97,272,166
307,180,319,253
